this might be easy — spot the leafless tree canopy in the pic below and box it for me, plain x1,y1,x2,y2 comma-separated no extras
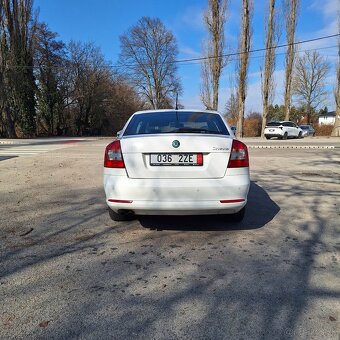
224,91,238,120
0,1,143,138
34,22,66,135
200,0,229,111
283,0,300,121
236,0,253,138
293,51,330,123
119,17,181,110
261,0,279,137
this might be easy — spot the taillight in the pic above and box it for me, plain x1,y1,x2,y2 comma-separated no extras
104,140,125,168
228,139,249,168
197,153,203,165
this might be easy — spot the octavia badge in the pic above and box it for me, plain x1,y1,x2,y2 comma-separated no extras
172,140,180,148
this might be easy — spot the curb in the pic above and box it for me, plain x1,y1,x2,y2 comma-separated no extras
0,141,15,145
248,145,335,149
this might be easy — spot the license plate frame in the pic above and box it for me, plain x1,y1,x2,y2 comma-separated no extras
150,153,203,166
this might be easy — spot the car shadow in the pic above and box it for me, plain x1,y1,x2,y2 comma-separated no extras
0,155,18,162
138,181,280,231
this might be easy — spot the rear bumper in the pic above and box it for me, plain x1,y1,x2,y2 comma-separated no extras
107,200,247,215
104,168,250,215
264,133,283,138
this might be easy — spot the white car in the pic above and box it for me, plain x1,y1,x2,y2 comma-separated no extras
104,110,250,222
264,121,303,139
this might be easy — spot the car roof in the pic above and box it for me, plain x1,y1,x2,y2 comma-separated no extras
268,121,295,123
132,109,223,116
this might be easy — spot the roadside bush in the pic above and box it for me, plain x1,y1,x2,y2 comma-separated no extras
244,118,261,137
227,113,262,137
244,112,262,137
314,124,333,136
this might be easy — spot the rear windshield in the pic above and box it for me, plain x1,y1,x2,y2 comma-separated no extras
123,111,230,136
266,121,282,127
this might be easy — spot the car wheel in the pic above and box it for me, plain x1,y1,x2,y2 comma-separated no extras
228,206,246,223
298,131,302,139
265,136,271,140
282,132,288,140
108,208,134,221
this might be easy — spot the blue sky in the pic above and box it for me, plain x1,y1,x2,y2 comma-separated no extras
35,0,339,113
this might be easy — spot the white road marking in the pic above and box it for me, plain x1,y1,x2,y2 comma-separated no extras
248,145,335,149
0,143,77,157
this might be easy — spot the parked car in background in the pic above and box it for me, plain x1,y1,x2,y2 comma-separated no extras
264,121,303,139
299,124,315,137
104,110,250,222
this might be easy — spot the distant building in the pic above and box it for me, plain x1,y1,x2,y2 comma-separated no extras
318,111,336,125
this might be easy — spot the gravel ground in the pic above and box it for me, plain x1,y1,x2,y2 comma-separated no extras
0,139,339,339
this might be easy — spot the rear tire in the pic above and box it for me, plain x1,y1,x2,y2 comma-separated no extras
298,131,302,139
282,132,288,140
108,208,133,222
228,206,246,223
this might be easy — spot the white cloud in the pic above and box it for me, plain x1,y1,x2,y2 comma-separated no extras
176,6,205,32
179,46,201,59
309,0,339,19
299,0,338,51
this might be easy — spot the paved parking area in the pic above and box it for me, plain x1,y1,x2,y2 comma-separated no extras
0,139,339,339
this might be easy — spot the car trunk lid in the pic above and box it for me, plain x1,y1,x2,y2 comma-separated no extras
120,134,233,179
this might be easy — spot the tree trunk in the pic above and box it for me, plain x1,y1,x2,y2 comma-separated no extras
4,106,17,138
284,0,299,121
307,103,311,124
261,0,276,138
201,0,228,111
236,0,252,138
331,32,340,137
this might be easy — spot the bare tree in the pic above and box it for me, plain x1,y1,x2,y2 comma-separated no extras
119,17,181,109
109,76,144,134
331,15,340,137
225,92,238,120
201,0,228,111
236,0,253,138
261,0,279,137
1,0,37,137
67,41,115,135
293,51,330,124
34,23,66,135
283,0,299,121
201,47,213,110
0,1,7,136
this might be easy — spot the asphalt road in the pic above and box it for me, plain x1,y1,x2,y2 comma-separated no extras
0,138,339,339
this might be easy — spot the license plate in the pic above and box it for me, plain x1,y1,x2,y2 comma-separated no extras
269,129,274,132
150,153,203,166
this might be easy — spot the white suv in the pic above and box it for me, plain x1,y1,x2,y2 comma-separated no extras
264,121,303,140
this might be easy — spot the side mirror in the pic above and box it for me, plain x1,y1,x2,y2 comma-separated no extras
116,130,122,138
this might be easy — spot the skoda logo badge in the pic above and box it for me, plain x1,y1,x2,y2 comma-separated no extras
172,140,180,148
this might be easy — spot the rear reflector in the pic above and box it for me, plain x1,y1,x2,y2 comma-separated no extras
228,139,249,168
197,153,203,165
104,140,125,168
108,199,133,203
220,199,245,203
